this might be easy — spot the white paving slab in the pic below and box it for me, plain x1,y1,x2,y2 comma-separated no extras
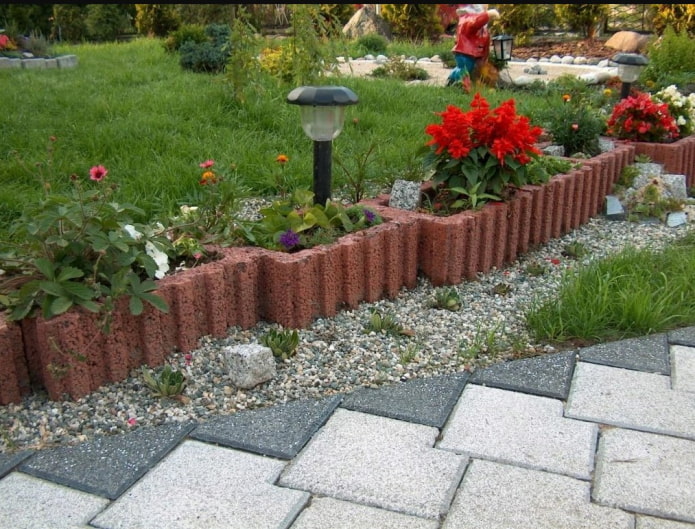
593,428,695,523
289,497,438,529
92,440,309,529
672,345,695,393
0,472,109,529
637,516,695,529
437,384,598,479
566,362,695,440
278,408,468,520
441,459,632,529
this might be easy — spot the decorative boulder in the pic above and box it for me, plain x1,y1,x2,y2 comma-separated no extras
224,344,276,389
605,31,651,53
389,179,422,210
342,6,392,40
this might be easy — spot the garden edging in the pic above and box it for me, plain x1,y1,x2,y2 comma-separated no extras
4,137,693,404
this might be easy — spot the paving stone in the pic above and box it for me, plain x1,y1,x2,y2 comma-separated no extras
671,345,695,393
0,472,109,529
279,408,467,520
593,428,695,523
441,459,632,529
669,327,695,347
437,385,597,479
92,440,308,529
578,333,670,374
469,350,576,399
340,373,468,428
0,450,32,478
20,422,195,499
290,497,438,529
565,362,695,440
191,395,340,459
637,516,695,529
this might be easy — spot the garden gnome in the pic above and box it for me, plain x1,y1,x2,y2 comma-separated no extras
447,4,500,86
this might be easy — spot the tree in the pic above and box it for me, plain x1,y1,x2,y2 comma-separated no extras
554,4,609,39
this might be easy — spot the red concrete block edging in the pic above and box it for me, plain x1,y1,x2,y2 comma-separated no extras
0,144,642,403
631,135,695,188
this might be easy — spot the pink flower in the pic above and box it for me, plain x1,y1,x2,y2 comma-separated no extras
89,165,108,181
571,123,579,131
127,417,137,426
193,253,203,260
199,159,215,169
184,353,192,366
548,258,561,265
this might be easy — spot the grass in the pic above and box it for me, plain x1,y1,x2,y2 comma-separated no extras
525,231,695,344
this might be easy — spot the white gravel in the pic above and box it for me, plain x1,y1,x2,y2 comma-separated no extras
1,213,691,454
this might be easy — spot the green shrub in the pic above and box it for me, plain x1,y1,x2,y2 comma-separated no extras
652,4,695,36
642,26,695,89
319,4,357,27
370,56,429,81
163,23,207,54
541,99,605,157
51,4,88,43
134,4,180,37
381,4,443,42
86,4,132,42
554,4,609,39
356,33,389,55
178,23,232,74
489,4,555,47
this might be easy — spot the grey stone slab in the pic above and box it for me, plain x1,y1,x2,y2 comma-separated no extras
340,373,468,428
22,58,45,69
190,395,341,459
438,385,597,479
441,459,632,529
672,345,695,392
0,450,32,478
605,195,626,220
290,497,438,529
566,362,695,440
20,421,195,499
470,350,576,399
669,326,695,347
637,516,695,529
0,472,109,529
279,408,467,520
93,440,308,529
578,333,670,374
594,428,695,523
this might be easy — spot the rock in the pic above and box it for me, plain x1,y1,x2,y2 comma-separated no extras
542,145,565,157
375,54,388,64
550,55,562,63
573,56,588,65
662,174,687,200
523,64,547,75
667,211,687,227
342,6,392,40
599,138,615,153
605,31,650,53
597,59,611,68
561,55,575,64
604,195,626,220
223,344,276,389
389,179,421,210
364,54,375,61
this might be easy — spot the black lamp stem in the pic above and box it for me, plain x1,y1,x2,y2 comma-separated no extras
313,140,332,205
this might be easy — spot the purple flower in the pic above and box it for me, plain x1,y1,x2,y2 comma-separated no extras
279,229,300,250
364,209,376,224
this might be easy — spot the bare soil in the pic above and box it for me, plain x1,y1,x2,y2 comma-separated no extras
511,38,617,61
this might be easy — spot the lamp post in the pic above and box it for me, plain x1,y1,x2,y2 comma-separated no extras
286,85,359,206
612,52,648,99
491,34,514,65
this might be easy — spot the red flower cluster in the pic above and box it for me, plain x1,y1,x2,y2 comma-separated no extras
425,93,542,166
606,92,680,143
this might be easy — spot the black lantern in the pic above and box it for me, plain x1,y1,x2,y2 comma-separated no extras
611,52,648,99
491,34,514,64
286,86,359,205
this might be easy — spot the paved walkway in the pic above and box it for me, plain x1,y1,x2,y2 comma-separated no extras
1,328,694,528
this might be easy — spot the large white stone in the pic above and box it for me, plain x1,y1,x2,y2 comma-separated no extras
224,344,276,389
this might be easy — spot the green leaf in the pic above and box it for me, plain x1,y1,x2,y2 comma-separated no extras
50,296,73,316
129,296,144,316
138,292,169,313
38,281,67,298
57,266,84,282
34,258,56,280
60,281,96,301
76,299,101,313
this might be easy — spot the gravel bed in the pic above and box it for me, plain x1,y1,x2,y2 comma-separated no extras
0,214,691,453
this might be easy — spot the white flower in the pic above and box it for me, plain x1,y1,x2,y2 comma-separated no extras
123,224,142,240
180,205,199,217
145,241,169,279
678,116,687,126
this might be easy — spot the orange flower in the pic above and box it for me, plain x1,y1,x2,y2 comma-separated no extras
199,170,217,185
276,154,289,164
562,94,571,103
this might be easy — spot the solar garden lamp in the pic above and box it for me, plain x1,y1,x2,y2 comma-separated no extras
612,52,648,99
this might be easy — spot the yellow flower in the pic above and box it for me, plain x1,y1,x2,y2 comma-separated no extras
276,154,289,164
603,88,612,97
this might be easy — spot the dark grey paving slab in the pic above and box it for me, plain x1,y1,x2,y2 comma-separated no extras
0,450,32,478
668,326,695,347
593,428,695,523
190,395,341,459
340,373,468,428
470,351,576,399
19,421,195,499
93,440,309,529
441,459,632,529
578,333,670,374
0,472,109,529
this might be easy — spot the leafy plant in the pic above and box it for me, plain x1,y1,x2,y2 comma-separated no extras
335,143,379,204
652,84,695,137
553,4,609,39
240,189,382,252
261,328,300,360
371,55,429,81
141,364,186,398
606,92,680,143
224,7,264,103
634,154,652,163
356,33,388,55
562,241,589,259
542,94,605,157
642,26,695,89
524,260,548,277
423,94,543,210
365,309,404,336
432,287,461,311
381,4,443,41
163,23,207,54
0,148,172,323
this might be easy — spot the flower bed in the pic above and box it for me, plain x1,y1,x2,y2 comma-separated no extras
0,139,677,405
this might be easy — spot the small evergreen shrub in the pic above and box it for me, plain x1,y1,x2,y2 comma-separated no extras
164,23,207,54
178,23,232,74
356,33,388,55
642,26,695,89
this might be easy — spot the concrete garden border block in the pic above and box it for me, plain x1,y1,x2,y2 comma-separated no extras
632,136,695,188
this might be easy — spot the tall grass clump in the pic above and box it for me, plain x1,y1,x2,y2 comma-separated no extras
526,233,695,344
